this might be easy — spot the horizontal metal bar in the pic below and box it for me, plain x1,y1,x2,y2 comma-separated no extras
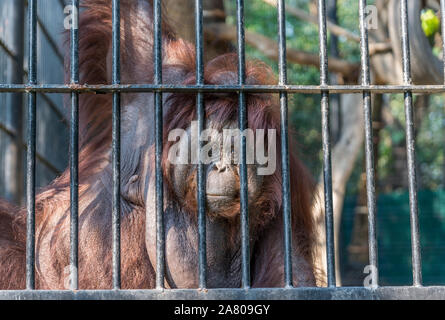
0,62,68,127
1,287,445,300
0,47,68,126
2,84,445,94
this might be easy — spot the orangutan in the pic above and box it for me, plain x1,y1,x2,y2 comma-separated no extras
0,0,317,289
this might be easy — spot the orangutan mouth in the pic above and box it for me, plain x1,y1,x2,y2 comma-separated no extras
206,194,233,199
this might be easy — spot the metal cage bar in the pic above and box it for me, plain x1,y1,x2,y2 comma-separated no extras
5,84,445,94
25,0,37,290
2,0,444,301
112,0,121,290
195,0,207,290
69,0,80,291
277,0,293,288
3,286,445,300
400,0,422,287
318,0,336,287
441,0,445,83
154,0,165,290
358,0,378,286
236,0,250,289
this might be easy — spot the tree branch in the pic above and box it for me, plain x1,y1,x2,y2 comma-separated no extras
312,93,364,286
205,23,360,78
262,0,360,42
261,0,392,56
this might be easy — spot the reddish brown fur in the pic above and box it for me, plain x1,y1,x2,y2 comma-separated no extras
161,53,316,285
0,0,317,289
0,200,26,289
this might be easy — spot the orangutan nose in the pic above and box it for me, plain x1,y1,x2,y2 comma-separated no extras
214,160,228,173
206,161,238,197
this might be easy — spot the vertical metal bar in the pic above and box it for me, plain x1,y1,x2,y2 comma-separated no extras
318,0,336,287
5,0,24,205
236,0,250,290
154,0,165,290
442,1,445,191
359,0,378,287
441,0,445,83
195,0,207,290
277,0,293,288
112,0,121,290
441,0,445,191
400,0,422,287
26,0,37,290
69,0,80,291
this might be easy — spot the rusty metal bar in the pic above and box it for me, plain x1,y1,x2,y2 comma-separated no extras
400,0,422,287
318,0,336,287
25,0,37,290
0,84,445,94
277,0,293,288
154,0,165,290
112,0,121,290
2,286,445,300
195,0,207,290
236,0,250,289
69,0,79,291
359,0,378,287
4,84,445,94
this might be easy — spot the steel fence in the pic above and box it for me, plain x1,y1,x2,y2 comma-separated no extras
0,0,445,300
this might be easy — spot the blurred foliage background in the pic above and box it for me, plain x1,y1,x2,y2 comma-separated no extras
225,0,445,192
223,0,445,285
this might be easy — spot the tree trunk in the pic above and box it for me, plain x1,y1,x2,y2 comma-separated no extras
344,94,384,286
312,93,364,286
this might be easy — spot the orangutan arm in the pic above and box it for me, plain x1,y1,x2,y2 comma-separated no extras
251,214,316,288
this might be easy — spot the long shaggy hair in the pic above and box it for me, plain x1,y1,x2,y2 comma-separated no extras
161,51,316,267
0,0,317,289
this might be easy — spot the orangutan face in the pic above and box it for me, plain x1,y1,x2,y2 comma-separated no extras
167,119,265,218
